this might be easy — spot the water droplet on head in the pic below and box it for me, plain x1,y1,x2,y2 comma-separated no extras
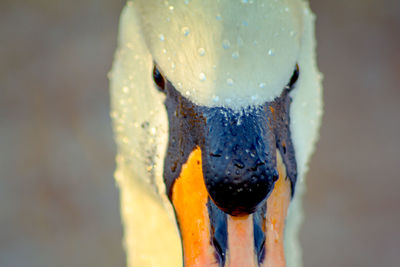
122,86,129,94
222,39,231,49
198,47,206,56
199,72,206,81
232,51,240,59
237,37,244,46
182,27,190,36
268,49,274,56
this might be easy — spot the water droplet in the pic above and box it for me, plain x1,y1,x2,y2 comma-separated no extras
159,34,165,41
171,62,176,69
242,20,248,26
185,90,190,96
241,0,249,3
222,39,231,49
182,27,190,36
198,47,206,56
216,14,222,20
259,82,266,88
213,95,220,102
268,49,274,56
184,0,190,4
285,7,289,12
110,111,118,119
290,31,297,37
227,78,234,85
199,72,206,81
169,6,174,11
122,86,129,94
232,51,240,59
162,48,167,54
237,37,244,46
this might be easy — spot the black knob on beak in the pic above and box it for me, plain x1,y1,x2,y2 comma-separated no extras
201,108,278,216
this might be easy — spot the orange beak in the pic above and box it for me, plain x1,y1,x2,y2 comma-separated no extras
171,147,291,267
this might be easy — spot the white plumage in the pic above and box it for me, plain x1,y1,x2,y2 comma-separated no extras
109,0,322,266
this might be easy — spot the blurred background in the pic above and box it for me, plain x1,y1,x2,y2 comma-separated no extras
1,0,399,266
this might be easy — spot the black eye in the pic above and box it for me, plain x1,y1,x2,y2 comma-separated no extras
288,63,300,89
153,65,166,91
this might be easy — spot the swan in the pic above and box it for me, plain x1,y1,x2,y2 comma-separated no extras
109,0,323,266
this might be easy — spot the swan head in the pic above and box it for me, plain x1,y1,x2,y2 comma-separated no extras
110,0,323,266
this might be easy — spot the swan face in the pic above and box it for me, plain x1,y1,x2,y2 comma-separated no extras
135,0,303,108
110,0,323,266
